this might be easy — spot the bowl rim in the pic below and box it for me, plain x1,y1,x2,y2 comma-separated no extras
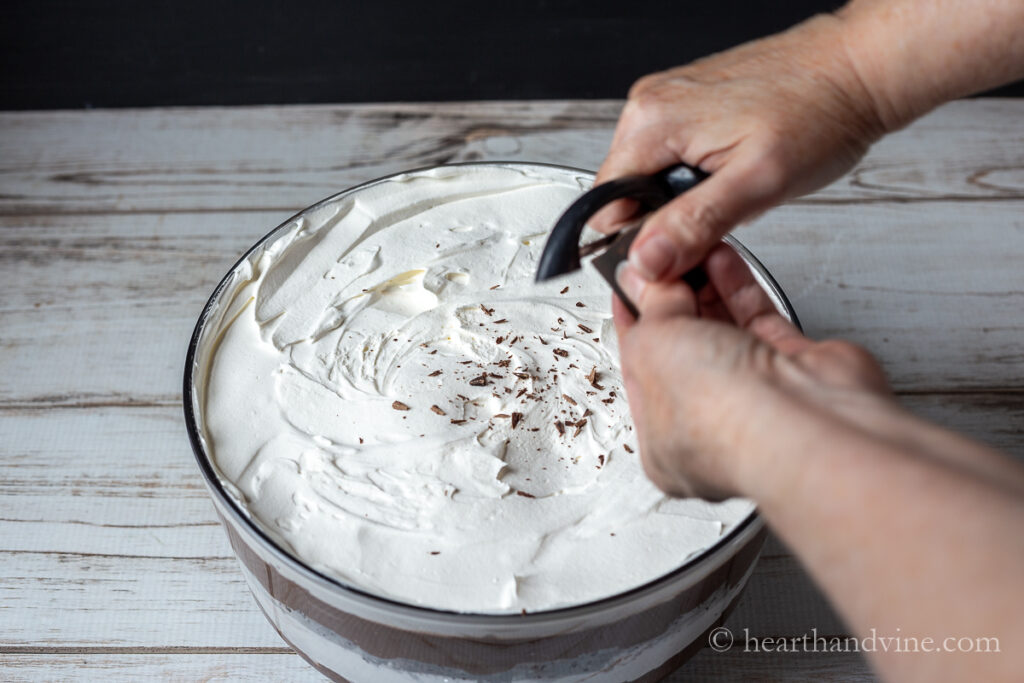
182,160,798,625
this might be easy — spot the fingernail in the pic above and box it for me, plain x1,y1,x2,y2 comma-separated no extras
630,234,677,281
616,262,646,305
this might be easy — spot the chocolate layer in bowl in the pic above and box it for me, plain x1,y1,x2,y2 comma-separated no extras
184,162,797,681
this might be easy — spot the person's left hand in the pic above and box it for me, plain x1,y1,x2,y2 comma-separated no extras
613,245,893,500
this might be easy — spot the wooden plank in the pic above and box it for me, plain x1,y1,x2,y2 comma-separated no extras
0,549,841,649
0,406,844,648
1,101,1019,682
0,649,874,682
2,396,1019,648
2,199,1022,405
732,200,1024,393
0,653,319,682
1,100,1023,215
678,650,874,682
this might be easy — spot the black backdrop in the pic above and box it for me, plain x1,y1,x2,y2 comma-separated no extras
2,0,1021,110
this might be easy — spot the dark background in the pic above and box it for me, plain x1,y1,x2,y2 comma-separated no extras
3,0,1021,111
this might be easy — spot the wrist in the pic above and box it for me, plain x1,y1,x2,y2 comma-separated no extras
833,2,932,131
723,382,904,503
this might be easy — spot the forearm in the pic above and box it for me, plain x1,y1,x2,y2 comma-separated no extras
837,0,1024,129
736,400,1024,681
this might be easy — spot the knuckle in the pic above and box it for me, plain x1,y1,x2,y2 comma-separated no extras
666,200,722,246
627,74,660,100
621,96,660,127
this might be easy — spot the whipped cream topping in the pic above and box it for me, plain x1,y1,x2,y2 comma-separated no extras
197,164,753,613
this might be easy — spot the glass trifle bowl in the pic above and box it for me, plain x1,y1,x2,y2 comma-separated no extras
184,162,798,681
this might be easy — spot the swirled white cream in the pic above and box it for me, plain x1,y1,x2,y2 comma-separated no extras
198,164,753,613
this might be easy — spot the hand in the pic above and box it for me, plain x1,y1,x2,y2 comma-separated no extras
613,245,892,500
594,14,886,283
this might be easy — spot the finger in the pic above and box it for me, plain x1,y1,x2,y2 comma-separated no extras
705,244,812,355
616,262,697,322
595,125,683,186
592,127,684,234
695,280,734,324
588,198,641,235
611,292,637,342
628,156,786,282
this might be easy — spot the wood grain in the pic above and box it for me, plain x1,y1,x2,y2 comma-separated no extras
2,100,1021,681
1,100,1023,216
2,200,1022,407
0,649,874,682
0,406,846,647
2,395,1020,652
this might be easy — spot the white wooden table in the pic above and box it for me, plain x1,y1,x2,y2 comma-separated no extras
1,100,1022,682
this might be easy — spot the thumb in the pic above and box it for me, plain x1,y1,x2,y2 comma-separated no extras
628,156,786,281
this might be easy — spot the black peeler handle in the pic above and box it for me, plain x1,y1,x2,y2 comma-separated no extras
536,162,709,318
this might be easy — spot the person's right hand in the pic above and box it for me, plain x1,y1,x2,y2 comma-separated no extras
594,13,888,283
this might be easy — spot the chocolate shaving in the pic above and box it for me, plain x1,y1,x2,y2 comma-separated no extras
562,394,577,406
573,419,587,437
489,373,502,379
516,490,536,499
459,360,473,365
495,318,508,324
496,336,505,344
513,372,530,379
538,337,549,346
511,336,520,344
456,394,468,400
428,370,443,377
489,284,500,290
516,388,528,398
560,286,569,294
598,454,605,467
583,408,592,418
469,374,489,386
358,437,364,444
392,401,410,411
623,444,634,453
578,324,593,334
511,412,523,429
497,359,511,367
554,420,565,436
450,419,467,425
494,413,511,419
553,348,568,358
430,405,446,416
430,349,438,354
430,551,441,555
602,398,615,404
480,304,494,316
575,301,585,307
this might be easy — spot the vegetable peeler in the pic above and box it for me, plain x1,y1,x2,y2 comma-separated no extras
535,163,709,317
